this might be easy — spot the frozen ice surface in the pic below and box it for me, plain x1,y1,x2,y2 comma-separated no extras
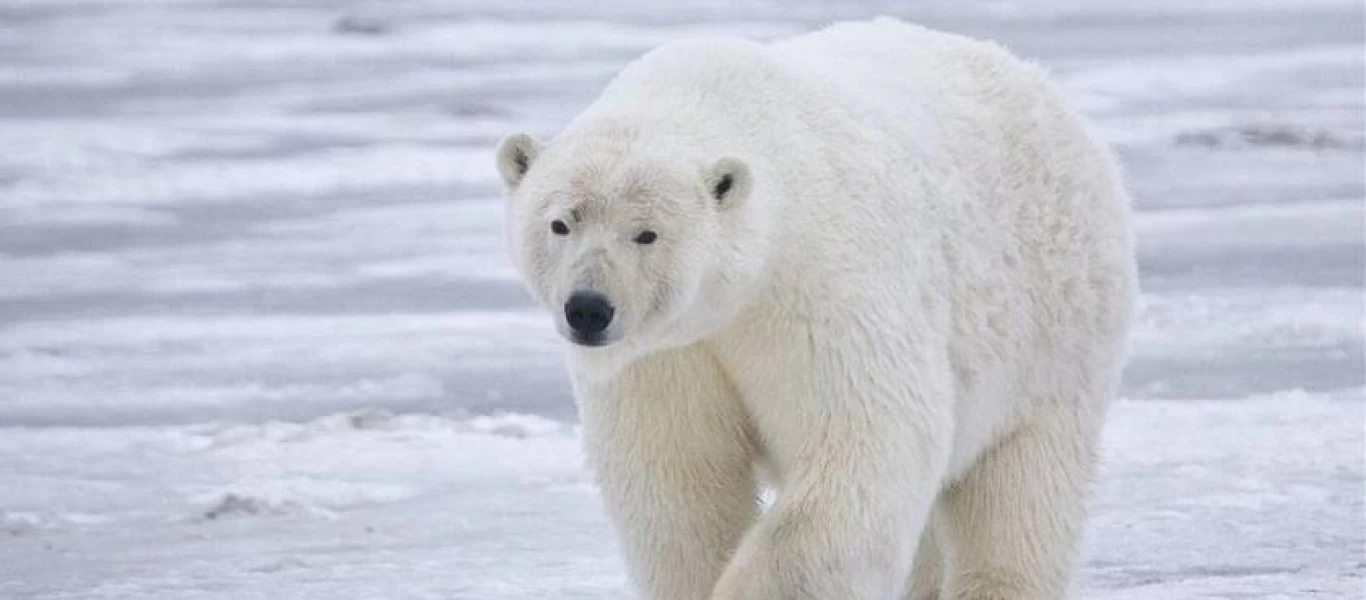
0,0,1361,597
0,394,1360,599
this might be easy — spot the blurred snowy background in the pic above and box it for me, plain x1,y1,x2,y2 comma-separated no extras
0,0,1361,598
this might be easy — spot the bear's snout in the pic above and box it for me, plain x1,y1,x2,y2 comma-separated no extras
564,291,615,345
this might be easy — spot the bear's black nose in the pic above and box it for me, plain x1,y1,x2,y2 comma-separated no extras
564,291,615,336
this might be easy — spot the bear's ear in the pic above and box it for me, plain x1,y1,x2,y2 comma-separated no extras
705,156,752,210
495,132,544,188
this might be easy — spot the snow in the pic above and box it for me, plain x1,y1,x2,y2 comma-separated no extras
0,395,1360,599
0,0,1362,597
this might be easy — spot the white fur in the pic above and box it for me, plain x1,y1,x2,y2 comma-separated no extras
498,17,1136,600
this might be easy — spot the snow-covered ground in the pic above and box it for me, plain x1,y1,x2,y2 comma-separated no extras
0,0,1361,598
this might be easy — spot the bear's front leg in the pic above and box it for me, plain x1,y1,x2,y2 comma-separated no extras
709,337,953,600
573,345,759,600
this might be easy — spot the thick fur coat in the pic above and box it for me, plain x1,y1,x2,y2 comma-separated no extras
496,17,1137,600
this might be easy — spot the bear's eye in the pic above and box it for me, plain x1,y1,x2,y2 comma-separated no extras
550,220,569,235
633,230,658,245
713,173,733,199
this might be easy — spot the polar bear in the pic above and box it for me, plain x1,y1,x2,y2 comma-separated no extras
495,18,1136,600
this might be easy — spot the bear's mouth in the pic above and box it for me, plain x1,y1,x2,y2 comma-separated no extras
567,331,616,348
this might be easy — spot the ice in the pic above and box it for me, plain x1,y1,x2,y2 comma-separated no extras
0,393,1360,598
0,0,1361,597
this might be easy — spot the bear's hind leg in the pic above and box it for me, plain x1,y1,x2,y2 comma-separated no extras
937,404,1104,600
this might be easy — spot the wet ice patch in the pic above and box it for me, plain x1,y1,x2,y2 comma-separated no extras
466,413,571,439
331,15,393,37
191,479,416,521
199,409,507,447
197,492,337,521
1,511,47,535
1174,122,1364,150
1,510,115,535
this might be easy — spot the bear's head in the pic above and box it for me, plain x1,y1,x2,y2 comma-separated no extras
495,129,767,358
